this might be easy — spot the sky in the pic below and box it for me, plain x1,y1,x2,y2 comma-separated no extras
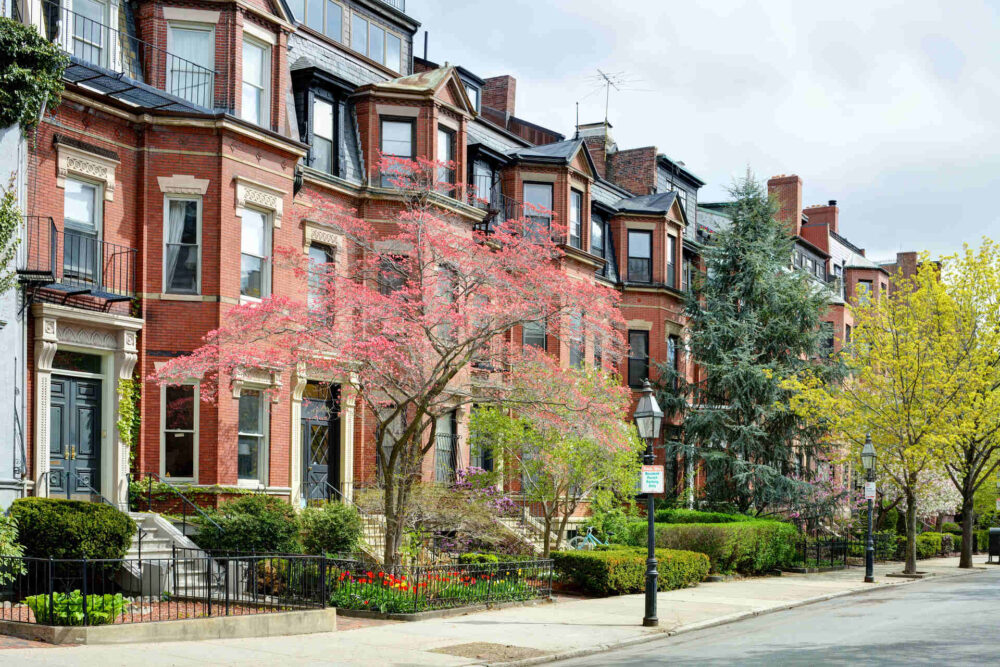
406,0,1000,261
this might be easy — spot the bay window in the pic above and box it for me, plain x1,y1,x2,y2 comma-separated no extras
569,189,582,249
628,330,649,388
167,24,214,108
380,118,414,187
240,208,270,299
162,384,198,480
241,37,270,127
436,126,455,192
523,182,552,238
238,389,268,484
667,235,677,288
164,197,200,294
628,230,652,283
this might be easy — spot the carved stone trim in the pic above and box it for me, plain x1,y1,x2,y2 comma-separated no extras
56,143,119,201
302,220,343,254
231,367,283,402
158,174,210,195
234,176,286,228
626,319,653,331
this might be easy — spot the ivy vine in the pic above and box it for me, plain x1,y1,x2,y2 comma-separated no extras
0,180,21,295
0,17,67,134
117,378,141,464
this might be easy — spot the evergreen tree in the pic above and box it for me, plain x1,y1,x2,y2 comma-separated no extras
658,171,842,515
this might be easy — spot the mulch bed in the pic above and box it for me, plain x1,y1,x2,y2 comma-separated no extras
1,600,295,625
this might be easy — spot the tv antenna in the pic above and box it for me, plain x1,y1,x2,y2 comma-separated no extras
596,69,625,127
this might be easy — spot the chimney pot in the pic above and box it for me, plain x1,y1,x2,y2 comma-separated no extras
829,199,837,206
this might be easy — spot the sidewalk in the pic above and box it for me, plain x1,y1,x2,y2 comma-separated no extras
3,555,990,666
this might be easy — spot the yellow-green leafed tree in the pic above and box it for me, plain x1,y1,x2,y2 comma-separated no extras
787,258,979,575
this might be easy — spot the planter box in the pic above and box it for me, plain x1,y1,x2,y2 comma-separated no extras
334,596,553,622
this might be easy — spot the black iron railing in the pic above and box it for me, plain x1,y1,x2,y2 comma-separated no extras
19,216,136,303
41,0,217,110
434,433,461,484
129,473,224,539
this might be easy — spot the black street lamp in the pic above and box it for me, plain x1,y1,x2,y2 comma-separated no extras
634,379,664,627
861,434,877,584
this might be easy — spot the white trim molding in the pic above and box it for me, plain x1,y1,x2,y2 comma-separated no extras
231,366,283,402
234,175,286,227
158,174,210,195
163,7,221,23
56,143,119,201
302,219,343,254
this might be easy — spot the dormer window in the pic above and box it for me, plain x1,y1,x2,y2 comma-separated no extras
312,97,335,173
287,0,344,42
464,84,480,112
351,13,403,72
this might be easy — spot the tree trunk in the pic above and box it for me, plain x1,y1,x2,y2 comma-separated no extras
960,488,974,568
542,515,553,558
904,487,917,575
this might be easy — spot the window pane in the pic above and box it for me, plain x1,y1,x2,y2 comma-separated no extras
381,120,412,156
168,199,198,244
523,183,552,209
629,331,648,358
241,209,266,256
436,127,453,186
65,180,97,229
286,0,305,21
628,231,650,258
165,385,195,430
306,0,323,32
242,40,264,86
385,33,401,70
241,255,263,297
238,436,259,479
464,84,479,111
52,350,102,374
369,24,384,64
326,1,342,40
523,320,546,348
591,217,604,256
570,190,582,248
313,136,333,173
166,245,198,292
351,14,367,54
239,390,261,433
165,432,194,478
241,83,260,124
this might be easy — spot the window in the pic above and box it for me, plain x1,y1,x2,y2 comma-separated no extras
464,83,480,112
380,118,414,187
845,324,852,343
523,320,546,349
628,230,652,283
163,384,197,480
64,177,101,283
71,0,108,66
291,0,343,40
164,197,200,294
307,243,334,307
238,389,268,483
240,208,270,298
435,411,458,483
436,126,455,191
591,212,604,258
351,14,401,71
593,336,603,370
628,330,649,388
880,282,888,294
167,24,214,108
857,279,873,304
833,264,844,296
471,161,495,206
377,255,407,295
312,97,335,173
523,182,553,237
682,257,691,292
241,38,270,127
569,312,584,368
667,335,680,389
666,235,677,288
820,322,835,357
569,190,583,249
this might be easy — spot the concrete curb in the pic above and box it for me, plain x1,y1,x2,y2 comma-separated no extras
484,567,983,667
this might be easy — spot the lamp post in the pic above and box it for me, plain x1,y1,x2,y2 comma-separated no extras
861,434,877,584
634,379,664,627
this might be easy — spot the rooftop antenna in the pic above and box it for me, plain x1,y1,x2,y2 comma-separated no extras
423,31,428,61
575,101,579,138
596,68,624,128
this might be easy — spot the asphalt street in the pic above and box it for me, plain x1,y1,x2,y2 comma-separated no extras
554,567,1000,666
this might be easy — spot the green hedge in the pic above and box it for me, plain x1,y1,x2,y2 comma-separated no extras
551,547,709,596
977,529,990,551
916,532,943,559
457,553,537,564
299,502,362,556
941,522,962,536
652,509,754,524
622,520,799,575
10,498,135,560
193,495,300,554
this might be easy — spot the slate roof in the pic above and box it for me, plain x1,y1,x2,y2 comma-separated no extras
614,191,679,216
508,138,587,163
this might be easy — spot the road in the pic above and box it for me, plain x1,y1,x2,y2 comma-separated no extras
555,568,1000,666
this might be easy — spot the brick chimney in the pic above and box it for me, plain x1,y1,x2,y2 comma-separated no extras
483,75,516,116
768,174,803,236
803,199,839,235
576,121,616,179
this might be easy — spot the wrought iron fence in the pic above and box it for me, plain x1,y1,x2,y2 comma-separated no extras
0,552,325,626
325,557,552,614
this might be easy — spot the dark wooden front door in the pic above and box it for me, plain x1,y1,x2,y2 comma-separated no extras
49,375,102,499
302,383,340,504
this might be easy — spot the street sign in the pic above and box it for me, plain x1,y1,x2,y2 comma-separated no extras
864,482,877,501
640,465,665,494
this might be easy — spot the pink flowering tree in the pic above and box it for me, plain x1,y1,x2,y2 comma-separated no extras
156,157,626,565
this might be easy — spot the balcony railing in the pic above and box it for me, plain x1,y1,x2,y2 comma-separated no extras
38,0,217,111
377,0,405,12
434,434,461,484
18,216,136,306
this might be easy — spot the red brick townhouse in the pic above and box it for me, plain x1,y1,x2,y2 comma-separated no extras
11,0,709,512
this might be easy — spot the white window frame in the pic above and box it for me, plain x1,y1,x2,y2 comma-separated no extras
163,195,202,295
63,176,103,236
241,35,271,127
166,21,215,108
239,207,272,302
237,387,270,488
311,95,336,174
160,383,199,482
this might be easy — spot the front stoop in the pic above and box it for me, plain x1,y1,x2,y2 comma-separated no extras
0,608,336,645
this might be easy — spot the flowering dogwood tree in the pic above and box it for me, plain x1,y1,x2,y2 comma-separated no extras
156,158,626,565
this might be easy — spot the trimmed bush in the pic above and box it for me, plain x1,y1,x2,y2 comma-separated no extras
622,520,799,575
299,502,362,556
194,494,300,554
652,509,754,524
458,553,499,564
977,529,990,551
916,532,943,559
941,522,962,536
10,498,135,560
552,547,709,596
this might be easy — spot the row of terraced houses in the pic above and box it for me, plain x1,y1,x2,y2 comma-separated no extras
0,0,917,518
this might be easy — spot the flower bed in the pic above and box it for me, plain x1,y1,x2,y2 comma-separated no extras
2,598,289,624
326,559,552,614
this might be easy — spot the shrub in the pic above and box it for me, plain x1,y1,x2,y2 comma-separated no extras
551,547,709,596
652,509,754,524
299,502,362,556
10,498,135,560
977,529,990,551
940,533,955,553
622,520,799,575
0,514,25,585
193,494,300,554
916,532,943,559
24,591,129,626
941,522,962,536
457,553,536,564
458,553,499,564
